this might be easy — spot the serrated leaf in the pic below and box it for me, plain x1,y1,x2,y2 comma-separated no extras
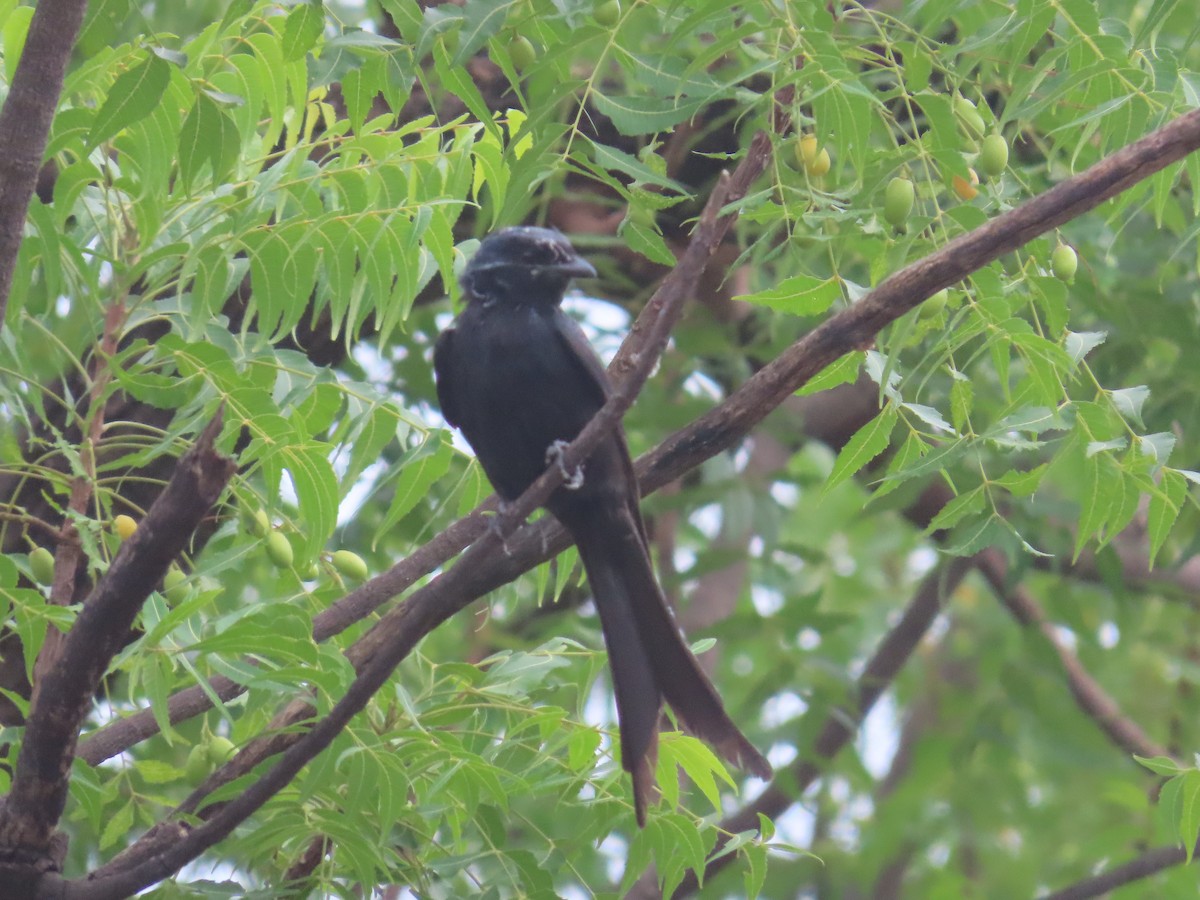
282,0,325,61
592,90,709,136
88,53,170,147
1064,330,1107,366
950,378,973,432
992,465,1048,498
903,402,955,434
373,436,454,544
797,351,863,396
1134,754,1187,777
825,406,896,494
1074,454,1117,559
1181,770,1200,862
926,486,986,533
178,92,240,191
1086,437,1128,456
742,837,768,899
1148,469,1187,567
736,274,840,316
100,799,135,851
1110,385,1150,429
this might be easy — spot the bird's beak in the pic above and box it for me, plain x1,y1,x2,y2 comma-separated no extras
550,255,597,279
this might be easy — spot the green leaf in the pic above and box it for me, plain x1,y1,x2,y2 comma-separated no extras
282,442,340,562
178,92,241,191
926,486,986,533
1148,469,1188,567
100,799,135,851
88,53,171,147
825,406,897,494
736,274,841,317
374,436,455,544
1110,385,1150,429
282,0,326,61
1074,454,1116,559
1180,770,1200,862
592,90,709,136
797,351,863,396
1135,754,1187,777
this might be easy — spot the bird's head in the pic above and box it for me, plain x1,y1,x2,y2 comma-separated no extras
461,227,596,305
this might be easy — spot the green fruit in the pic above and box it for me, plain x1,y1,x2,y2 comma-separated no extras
207,736,237,765
1051,243,1078,281
331,549,369,581
508,34,536,70
954,95,986,136
245,507,270,538
303,562,320,580
162,565,188,604
979,134,1009,177
594,0,620,26
185,743,213,782
265,531,294,569
805,147,831,178
29,547,55,586
114,514,137,541
920,289,949,319
883,177,915,228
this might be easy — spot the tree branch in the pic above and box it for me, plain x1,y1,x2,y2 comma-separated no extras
0,0,89,328
0,414,235,883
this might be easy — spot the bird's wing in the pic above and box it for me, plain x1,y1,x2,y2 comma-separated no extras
550,312,650,544
551,313,612,402
432,325,461,429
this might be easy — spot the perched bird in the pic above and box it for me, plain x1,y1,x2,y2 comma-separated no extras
433,227,771,825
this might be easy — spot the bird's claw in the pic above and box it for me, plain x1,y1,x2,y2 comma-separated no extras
486,504,516,556
545,440,584,490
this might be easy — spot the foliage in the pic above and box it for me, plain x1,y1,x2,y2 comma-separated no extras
2,0,1200,896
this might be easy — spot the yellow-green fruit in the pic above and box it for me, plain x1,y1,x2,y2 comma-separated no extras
265,531,294,569
207,736,237,765
594,0,620,26
797,134,819,166
920,289,949,319
508,34,536,70
29,547,55,586
805,147,831,178
244,507,270,538
163,565,188,604
979,134,1009,177
114,514,137,541
1051,244,1078,281
331,549,369,581
883,177,915,228
185,743,213,782
954,95,986,136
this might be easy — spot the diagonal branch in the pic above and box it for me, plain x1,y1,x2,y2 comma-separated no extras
0,413,235,878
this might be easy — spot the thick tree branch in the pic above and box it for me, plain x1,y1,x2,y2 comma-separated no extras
0,414,234,883
0,0,89,328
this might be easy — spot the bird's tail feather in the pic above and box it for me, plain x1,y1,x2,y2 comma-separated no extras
569,503,772,823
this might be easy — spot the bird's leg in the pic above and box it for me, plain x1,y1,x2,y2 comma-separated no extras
485,501,518,556
545,439,584,490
